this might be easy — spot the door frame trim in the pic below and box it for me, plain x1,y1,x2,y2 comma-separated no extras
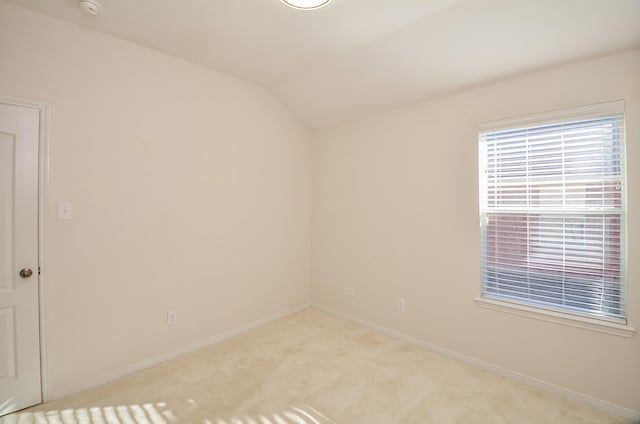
0,95,51,404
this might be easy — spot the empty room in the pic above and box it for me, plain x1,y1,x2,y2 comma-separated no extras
0,0,638,422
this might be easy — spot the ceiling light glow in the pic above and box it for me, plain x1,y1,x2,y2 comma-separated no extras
281,0,332,10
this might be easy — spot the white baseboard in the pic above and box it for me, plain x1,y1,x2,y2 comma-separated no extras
311,303,639,422
52,303,311,400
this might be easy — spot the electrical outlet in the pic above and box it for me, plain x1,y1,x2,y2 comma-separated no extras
167,310,177,326
396,297,406,312
348,286,356,297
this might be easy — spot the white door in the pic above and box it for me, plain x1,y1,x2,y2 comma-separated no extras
0,103,41,415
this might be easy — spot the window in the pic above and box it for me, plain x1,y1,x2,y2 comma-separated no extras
479,102,626,323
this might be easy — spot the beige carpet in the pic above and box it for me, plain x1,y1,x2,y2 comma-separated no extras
1,308,629,424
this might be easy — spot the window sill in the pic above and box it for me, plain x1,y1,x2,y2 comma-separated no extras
474,297,636,338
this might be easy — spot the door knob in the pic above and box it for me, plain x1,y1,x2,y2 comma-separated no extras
19,268,33,278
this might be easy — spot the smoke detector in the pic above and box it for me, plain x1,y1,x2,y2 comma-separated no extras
79,0,102,16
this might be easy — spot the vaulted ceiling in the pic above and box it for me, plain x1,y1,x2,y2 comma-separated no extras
4,0,640,127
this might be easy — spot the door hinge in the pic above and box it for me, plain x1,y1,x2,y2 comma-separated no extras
38,266,41,275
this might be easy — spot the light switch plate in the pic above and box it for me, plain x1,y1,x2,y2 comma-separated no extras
58,202,73,220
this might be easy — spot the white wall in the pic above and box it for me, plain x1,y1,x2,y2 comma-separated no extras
312,49,640,414
0,2,310,396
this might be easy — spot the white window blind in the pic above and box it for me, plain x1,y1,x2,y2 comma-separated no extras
479,103,626,322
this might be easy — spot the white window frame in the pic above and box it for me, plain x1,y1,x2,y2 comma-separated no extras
475,101,635,337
